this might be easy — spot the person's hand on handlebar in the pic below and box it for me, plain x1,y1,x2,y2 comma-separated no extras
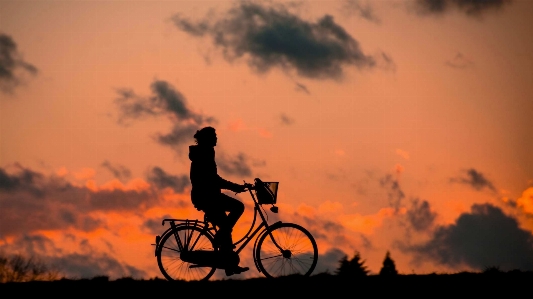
234,183,248,194
234,182,253,194
243,182,254,190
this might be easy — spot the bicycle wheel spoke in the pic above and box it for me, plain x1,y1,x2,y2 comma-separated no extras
260,254,284,261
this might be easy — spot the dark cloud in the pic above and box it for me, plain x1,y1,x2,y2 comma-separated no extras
100,160,132,182
172,2,388,80
341,0,381,24
115,80,209,124
450,168,496,192
216,152,253,177
279,113,295,125
406,198,437,231
415,0,512,16
379,174,405,212
445,52,475,69
295,82,310,94
147,167,190,193
0,234,146,279
0,33,38,94
89,188,155,211
313,247,347,274
142,214,173,235
115,80,216,151
0,165,44,196
298,215,351,248
402,203,533,271
156,123,200,152
0,165,156,237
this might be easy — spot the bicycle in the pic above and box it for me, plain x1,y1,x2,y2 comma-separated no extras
152,178,319,281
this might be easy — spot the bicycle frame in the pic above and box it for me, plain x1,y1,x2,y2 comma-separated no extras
154,184,284,273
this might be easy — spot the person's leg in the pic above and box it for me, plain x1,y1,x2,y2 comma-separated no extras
216,193,245,230
208,194,244,250
213,194,248,275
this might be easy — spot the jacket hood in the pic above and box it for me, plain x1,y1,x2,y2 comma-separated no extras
189,145,214,161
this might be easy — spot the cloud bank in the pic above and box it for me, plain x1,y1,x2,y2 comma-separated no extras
403,203,533,271
0,165,157,237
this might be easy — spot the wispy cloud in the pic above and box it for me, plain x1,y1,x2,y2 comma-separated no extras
445,52,475,69
101,160,132,182
279,113,295,125
0,33,38,94
295,82,310,94
171,1,391,80
341,0,381,24
115,80,216,152
216,152,253,177
379,174,406,212
450,168,496,192
414,0,512,17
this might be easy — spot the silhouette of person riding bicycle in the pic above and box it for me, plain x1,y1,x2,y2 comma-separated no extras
153,126,318,281
189,126,249,276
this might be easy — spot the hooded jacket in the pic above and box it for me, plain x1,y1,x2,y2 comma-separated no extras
189,145,242,210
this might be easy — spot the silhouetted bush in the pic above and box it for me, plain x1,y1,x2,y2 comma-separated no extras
335,251,369,277
0,252,59,282
91,275,110,282
482,266,503,275
379,251,398,276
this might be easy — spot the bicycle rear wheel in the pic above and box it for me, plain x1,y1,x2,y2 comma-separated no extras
156,225,216,281
255,223,318,278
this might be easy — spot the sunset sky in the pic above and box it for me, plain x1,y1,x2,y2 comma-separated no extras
1,0,533,280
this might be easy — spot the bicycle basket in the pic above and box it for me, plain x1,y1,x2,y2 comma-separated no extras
254,178,278,205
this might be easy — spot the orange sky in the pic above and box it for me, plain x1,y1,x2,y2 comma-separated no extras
1,0,533,279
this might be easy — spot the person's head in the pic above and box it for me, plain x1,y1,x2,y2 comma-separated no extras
194,126,217,146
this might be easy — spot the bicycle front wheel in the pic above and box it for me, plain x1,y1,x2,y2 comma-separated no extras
156,225,216,281
256,223,318,278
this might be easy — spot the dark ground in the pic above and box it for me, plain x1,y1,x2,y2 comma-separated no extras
1,272,531,297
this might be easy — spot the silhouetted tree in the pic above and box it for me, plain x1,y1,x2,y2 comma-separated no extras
379,251,398,276
335,251,369,277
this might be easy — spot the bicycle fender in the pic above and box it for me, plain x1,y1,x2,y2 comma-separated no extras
159,221,210,240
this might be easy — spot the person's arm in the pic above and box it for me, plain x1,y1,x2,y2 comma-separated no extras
217,175,245,193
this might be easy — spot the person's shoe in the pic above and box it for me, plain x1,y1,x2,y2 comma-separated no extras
225,266,249,276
